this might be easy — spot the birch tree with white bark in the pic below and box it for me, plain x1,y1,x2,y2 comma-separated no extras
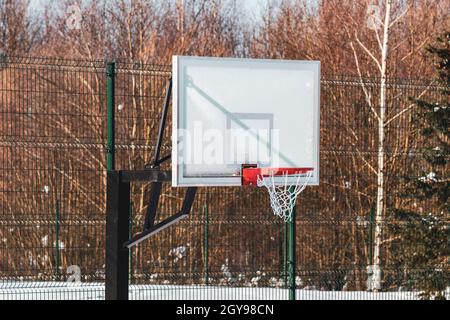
348,0,435,291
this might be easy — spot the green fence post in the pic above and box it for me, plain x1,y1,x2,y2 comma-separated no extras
129,202,133,282
284,221,288,288
369,207,374,265
106,62,116,171
288,213,297,300
204,201,209,286
288,187,297,301
55,200,60,280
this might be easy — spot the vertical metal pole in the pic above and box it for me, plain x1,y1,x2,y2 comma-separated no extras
106,171,130,300
55,200,60,280
204,200,209,286
284,221,288,288
280,222,284,287
288,187,297,301
369,207,374,265
129,202,133,283
106,62,116,171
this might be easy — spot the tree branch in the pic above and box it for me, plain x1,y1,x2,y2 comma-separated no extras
389,6,410,29
355,31,382,73
350,41,381,122
384,82,434,127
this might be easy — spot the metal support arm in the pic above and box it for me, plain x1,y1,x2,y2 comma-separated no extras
125,187,197,248
110,78,197,249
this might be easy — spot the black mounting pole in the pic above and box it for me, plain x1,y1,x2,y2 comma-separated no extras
106,171,130,300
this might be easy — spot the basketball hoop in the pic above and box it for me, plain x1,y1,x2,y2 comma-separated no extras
242,167,314,222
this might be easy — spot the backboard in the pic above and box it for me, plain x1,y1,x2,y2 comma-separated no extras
172,56,320,187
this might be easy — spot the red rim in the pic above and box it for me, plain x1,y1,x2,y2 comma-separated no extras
242,167,314,186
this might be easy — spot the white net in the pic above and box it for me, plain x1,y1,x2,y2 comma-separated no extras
257,170,313,222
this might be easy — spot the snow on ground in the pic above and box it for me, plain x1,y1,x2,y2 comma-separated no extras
0,282,434,300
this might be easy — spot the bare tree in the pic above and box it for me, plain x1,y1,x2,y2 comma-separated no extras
346,0,448,291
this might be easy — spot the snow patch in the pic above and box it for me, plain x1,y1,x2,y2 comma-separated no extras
1,282,440,300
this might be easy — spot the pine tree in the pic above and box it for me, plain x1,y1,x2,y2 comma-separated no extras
389,32,449,300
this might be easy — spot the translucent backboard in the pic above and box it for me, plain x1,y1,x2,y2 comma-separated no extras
172,56,320,187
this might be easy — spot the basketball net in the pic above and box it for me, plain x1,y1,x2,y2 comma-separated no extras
257,170,313,222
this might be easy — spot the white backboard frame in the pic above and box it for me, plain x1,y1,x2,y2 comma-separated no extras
172,56,320,187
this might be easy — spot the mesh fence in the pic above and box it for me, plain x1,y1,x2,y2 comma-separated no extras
0,56,447,300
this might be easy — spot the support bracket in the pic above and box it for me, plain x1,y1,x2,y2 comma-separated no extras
106,74,196,300
106,77,197,251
